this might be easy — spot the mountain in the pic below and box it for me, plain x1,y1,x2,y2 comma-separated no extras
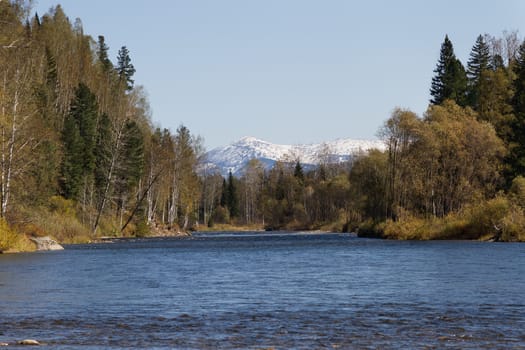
203,136,386,177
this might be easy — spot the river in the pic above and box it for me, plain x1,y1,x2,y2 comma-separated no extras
1,232,524,349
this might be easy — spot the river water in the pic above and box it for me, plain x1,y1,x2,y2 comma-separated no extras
0,232,524,349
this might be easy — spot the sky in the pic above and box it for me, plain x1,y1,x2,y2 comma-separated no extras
33,0,525,150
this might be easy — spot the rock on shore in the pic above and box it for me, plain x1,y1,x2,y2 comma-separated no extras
29,236,64,251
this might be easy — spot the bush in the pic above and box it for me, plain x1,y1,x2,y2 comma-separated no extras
0,219,34,252
501,205,525,241
463,196,510,240
134,220,150,237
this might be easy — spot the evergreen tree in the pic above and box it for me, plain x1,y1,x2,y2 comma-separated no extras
60,83,98,199
116,46,135,91
94,113,112,192
293,161,304,184
60,113,84,199
97,35,112,72
220,178,227,207
430,35,468,106
226,171,239,218
467,35,491,109
509,40,525,180
120,120,145,191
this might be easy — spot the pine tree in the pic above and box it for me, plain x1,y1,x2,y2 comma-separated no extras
119,120,145,191
60,83,98,199
97,35,112,72
466,35,491,109
293,161,304,184
430,35,468,106
220,178,227,207
508,40,525,180
94,113,112,192
116,46,135,91
226,171,239,218
60,113,84,199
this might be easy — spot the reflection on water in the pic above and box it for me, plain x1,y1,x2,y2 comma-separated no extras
0,232,524,349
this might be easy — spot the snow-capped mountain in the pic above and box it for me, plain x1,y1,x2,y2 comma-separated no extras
204,136,386,177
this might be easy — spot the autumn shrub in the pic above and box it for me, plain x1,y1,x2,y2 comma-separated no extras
509,176,525,208
383,216,428,240
462,196,510,239
15,201,91,244
500,205,525,241
48,196,77,217
0,219,34,252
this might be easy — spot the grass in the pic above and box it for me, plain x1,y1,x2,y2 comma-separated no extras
363,196,525,242
0,219,35,253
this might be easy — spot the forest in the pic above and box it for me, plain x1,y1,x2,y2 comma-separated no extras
1,1,525,251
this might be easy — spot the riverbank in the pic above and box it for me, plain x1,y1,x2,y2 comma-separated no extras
356,209,525,242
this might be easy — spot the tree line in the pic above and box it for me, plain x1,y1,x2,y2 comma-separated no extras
201,32,525,242
353,32,525,241
1,0,524,248
0,1,204,246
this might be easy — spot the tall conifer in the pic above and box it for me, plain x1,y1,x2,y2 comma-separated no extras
430,35,468,106
116,46,135,91
466,35,491,109
508,40,525,180
60,83,98,199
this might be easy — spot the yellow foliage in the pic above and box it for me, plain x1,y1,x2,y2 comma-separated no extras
48,196,77,217
379,196,525,242
0,219,35,252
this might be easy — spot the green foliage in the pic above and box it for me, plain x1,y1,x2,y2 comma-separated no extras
293,161,304,183
226,171,239,218
116,46,135,91
97,35,112,72
134,220,150,238
115,120,145,195
60,110,84,199
60,83,98,199
467,35,491,109
508,40,525,180
430,35,468,106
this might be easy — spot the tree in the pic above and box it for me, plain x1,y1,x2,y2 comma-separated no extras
60,83,98,200
508,40,525,181
226,170,239,219
116,46,135,91
379,108,420,219
241,159,264,224
430,35,468,106
97,35,112,72
0,10,39,216
293,161,304,184
467,35,491,109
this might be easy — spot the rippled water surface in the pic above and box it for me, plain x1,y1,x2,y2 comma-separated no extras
1,232,524,349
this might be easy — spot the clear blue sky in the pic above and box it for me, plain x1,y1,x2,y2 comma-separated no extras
34,0,525,150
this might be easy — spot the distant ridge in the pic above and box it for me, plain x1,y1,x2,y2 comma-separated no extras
203,136,386,177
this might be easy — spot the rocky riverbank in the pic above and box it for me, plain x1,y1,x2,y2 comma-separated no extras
28,236,64,251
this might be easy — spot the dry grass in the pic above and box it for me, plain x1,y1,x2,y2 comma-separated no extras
380,196,525,241
0,219,35,253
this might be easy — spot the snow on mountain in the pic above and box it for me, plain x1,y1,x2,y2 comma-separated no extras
204,136,386,177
